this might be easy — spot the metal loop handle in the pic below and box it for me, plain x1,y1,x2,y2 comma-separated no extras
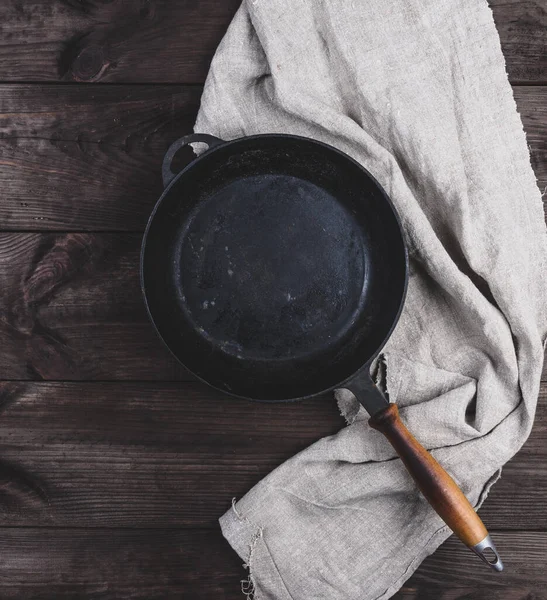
162,133,223,188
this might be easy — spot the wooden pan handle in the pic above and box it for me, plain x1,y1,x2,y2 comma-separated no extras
369,404,503,571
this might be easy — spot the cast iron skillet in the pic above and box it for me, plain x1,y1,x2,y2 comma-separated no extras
141,133,502,570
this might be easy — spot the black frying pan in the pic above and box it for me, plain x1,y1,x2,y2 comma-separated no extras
141,133,502,570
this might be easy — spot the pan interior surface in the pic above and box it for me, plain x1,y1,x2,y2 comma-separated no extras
142,136,407,400
174,174,367,361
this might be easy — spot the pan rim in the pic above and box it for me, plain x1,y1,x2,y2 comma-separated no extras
140,133,409,402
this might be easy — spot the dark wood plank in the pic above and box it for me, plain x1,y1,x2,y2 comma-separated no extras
0,380,544,529
514,87,547,197
0,85,545,231
396,532,547,599
490,0,547,84
0,85,202,231
395,589,546,600
0,381,344,526
0,1,543,84
0,0,241,84
0,233,188,380
0,528,245,600
0,528,543,599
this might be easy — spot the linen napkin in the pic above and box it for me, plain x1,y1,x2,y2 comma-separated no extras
194,1,547,598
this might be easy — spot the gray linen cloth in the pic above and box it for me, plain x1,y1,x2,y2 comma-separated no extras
194,1,547,598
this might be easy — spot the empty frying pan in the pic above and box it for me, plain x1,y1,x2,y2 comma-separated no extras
141,133,502,571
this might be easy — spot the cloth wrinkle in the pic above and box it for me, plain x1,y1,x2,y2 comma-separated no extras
269,484,397,516
260,536,298,600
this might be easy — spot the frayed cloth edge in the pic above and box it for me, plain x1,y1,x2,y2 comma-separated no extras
222,499,264,600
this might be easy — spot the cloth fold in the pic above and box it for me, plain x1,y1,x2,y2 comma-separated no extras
195,1,547,597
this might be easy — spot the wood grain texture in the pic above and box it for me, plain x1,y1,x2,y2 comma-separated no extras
395,590,547,600
0,381,344,527
0,0,543,84
0,528,245,600
514,86,547,196
0,85,545,231
369,403,489,548
0,380,544,530
0,233,188,380
0,528,543,599
0,85,201,231
0,0,241,84
398,532,547,598
490,0,547,84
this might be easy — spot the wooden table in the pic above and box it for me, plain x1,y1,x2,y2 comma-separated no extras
0,1,545,598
